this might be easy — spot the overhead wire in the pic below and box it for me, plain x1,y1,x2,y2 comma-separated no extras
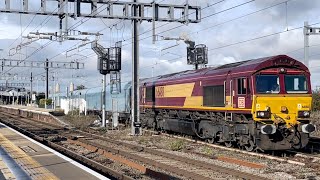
6,1,120,78
41,0,166,80
118,0,299,72
46,0,291,81
120,0,229,45
2,3,70,74
130,21,320,73
7,0,316,92
3,7,42,56
56,0,234,72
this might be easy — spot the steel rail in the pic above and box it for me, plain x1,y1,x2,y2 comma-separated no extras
0,111,267,180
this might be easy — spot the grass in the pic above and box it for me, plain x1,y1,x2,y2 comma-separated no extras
138,137,148,145
201,146,214,156
63,113,98,130
169,139,186,151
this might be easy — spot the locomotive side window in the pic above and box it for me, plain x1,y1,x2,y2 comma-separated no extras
203,85,224,107
256,75,279,94
285,75,308,93
237,78,248,95
146,86,155,101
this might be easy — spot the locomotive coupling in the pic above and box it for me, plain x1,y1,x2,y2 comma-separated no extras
261,124,276,134
301,124,316,133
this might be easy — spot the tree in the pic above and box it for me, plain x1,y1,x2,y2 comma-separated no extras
76,85,86,90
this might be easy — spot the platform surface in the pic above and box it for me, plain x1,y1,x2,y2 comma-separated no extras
0,123,105,180
0,105,54,113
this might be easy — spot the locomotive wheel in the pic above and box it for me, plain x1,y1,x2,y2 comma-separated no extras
244,140,255,152
224,141,233,148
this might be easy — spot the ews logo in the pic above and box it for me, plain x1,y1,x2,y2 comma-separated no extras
156,86,164,97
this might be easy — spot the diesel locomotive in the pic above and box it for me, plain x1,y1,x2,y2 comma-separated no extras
134,55,315,151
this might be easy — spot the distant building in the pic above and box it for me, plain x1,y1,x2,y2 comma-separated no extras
0,86,28,105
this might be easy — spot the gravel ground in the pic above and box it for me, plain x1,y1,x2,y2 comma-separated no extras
54,115,320,179
96,128,320,180
311,111,320,137
58,141,152,180
93,138,231,179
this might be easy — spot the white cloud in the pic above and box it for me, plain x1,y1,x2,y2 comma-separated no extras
0,0,320,91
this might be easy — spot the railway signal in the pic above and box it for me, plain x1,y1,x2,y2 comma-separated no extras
162,37,208,70
92,41,122,127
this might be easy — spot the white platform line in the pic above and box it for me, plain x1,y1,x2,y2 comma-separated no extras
0,122,110,180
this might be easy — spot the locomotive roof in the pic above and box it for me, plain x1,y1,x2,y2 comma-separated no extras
141,55,308,84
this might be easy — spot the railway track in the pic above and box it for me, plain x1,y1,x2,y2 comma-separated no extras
142,128,320,167
0,112,134,180
0,111,268,180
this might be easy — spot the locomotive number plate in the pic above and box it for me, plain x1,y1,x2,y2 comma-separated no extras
238,97,245,108
156,86,165,97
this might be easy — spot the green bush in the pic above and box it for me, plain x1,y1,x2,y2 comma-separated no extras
39,99,52,107
169,139,185,151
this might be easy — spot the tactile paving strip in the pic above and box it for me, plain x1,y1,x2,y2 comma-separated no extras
0,133,59,180
0,156,15,179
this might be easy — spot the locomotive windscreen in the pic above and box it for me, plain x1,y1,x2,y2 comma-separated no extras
203,85,225,107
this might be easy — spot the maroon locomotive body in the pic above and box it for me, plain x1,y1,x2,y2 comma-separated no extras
137,55,315,151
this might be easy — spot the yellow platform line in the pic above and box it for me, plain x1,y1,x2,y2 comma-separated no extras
0,133,59,180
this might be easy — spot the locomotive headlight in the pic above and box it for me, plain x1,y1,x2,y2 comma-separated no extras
257,111,271,118
281,106,287,113
298,111,310,118
258,111,264,116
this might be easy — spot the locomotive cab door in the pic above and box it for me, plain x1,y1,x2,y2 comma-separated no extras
234,77,251,109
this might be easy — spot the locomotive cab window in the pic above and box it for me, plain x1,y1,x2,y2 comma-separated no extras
285,75,308,93
256,75,279,94
237,78,248,95
146,86,155,101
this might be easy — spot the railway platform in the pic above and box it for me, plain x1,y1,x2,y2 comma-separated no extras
0,122,107,180
0,105,54,113
0,105,68,127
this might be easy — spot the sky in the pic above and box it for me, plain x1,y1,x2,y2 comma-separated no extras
0,0,320,94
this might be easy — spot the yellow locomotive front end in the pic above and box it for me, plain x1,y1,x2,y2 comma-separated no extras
252,66,315,150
